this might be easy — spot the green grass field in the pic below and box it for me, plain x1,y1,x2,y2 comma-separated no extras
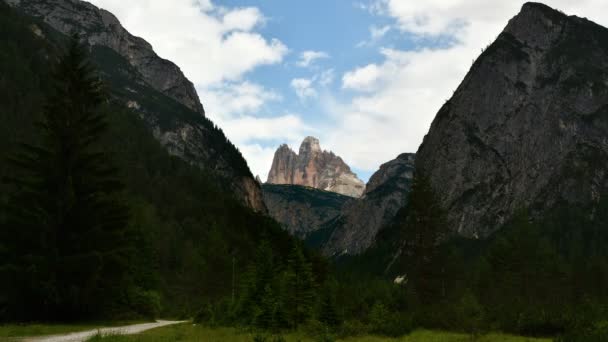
85,323,552,342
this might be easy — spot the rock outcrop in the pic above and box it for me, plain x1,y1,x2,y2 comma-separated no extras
267,137,365,198
7,0,266,212
6,0,203,114
416,2,608,238
262,184,351,238
321,153,416,255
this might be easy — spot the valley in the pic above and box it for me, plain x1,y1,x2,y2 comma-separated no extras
1,0,608,341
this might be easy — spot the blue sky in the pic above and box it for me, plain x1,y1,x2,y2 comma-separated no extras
90,0,608,182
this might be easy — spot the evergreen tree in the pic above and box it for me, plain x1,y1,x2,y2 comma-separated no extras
1,37,131,320
318,280,340,327
402,173,448,304
283,244,315,329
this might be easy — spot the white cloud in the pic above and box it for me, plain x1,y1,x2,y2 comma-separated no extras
342,63,382,92
89,0,288,87
291,78,317,100
370,25,391,40
356,25,391,47
329,0,608,173
318,69,335,87
296,50,330,68
199,81,281,117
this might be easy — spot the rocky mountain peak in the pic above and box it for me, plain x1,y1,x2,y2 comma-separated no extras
267,137,365,198
299,136,322,155
416,2,608,238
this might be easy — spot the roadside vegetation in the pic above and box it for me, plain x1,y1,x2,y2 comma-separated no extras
84,324,550,342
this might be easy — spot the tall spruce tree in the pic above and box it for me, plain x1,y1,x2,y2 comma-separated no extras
283,244,315,329
402,173,448,304
1,37,130,320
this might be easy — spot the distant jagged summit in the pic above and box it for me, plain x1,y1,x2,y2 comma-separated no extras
267,137,365,197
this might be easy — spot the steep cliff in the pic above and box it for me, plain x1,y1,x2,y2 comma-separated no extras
319,153,416,255
267,137,365,198
6,0,266,212
416,2,608,237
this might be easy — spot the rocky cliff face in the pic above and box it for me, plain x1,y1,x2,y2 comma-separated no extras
262,184,351,238
321,153,416,255
6,0,203,114
7,0,266,212
416,2,608,238
267,137,365,198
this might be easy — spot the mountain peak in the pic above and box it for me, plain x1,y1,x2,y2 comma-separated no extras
417,2,608,238
299,136,322,155
267,137,365,197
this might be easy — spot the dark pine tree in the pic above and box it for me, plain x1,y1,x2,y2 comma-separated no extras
318,280,340,327
0,37,131,321
402,172,449,304
283,244,315,329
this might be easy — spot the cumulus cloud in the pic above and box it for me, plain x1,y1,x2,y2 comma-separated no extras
89,0,287,87
329,0,608,173
296,50,330,68
291,69,335,100
342,63,382,92
291,78,317,100
199,81,281,117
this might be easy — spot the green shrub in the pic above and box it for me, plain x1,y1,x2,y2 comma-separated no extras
127,287,161,319
557,321,608,342
368,302,412,337
455,291,484,338
252,334,267,342
337,320,369,337
194,303,216,325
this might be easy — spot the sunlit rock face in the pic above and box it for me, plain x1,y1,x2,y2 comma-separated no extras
267,136,366,198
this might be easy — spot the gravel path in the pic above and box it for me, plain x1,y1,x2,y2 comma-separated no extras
20,320,187,342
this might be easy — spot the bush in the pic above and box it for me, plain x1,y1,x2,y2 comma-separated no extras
127,287,161,319
368,302,412,337
251,334,286,342
300,319,332,339
337,320,369,337
557,321,608,342
194,303,216,325
455,291,484,338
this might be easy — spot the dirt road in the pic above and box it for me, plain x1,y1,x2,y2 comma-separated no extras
20,320,187,342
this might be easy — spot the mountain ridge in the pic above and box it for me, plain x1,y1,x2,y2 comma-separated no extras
5,0,267,212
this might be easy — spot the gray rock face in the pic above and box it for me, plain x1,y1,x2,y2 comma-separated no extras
7,0,267,212
267,137,366,198
416,2,608,238
8,0,203,114
322,153,416,255
262,184,351,238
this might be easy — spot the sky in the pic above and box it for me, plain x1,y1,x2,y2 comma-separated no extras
88,0,608,182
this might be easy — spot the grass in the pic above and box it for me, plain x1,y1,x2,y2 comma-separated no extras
83,324,553,342
0,320,150,338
